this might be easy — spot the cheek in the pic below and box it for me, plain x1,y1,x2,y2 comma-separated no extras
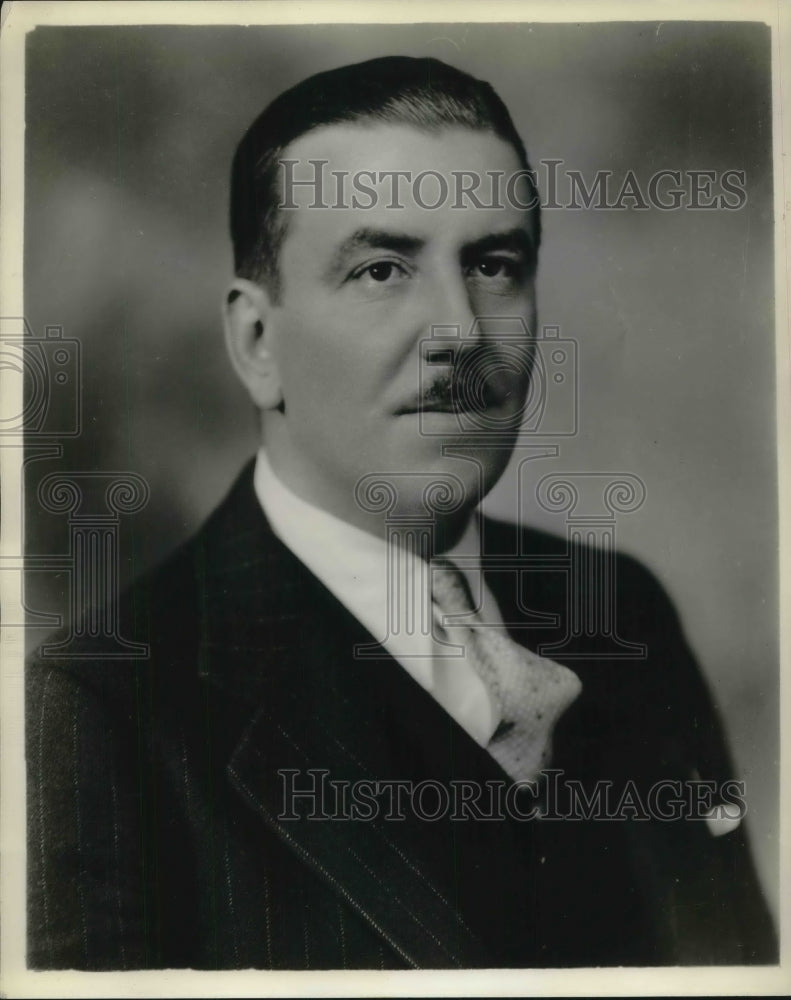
271,304,352,399
273,300,414,405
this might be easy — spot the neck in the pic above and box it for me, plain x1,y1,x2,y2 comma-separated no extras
260,444,475,551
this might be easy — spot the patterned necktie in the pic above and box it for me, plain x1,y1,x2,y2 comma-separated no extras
432,559,582,784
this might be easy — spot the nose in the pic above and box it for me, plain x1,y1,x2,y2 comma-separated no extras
419,266,478,366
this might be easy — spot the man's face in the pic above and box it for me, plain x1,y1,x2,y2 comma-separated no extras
261,123,538,527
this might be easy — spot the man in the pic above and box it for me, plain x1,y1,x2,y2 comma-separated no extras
26,56,776,970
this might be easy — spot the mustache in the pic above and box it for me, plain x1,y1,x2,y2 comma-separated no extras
421,372,456,407
400,353,528,414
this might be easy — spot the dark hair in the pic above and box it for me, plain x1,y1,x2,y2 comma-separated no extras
230,55,541,298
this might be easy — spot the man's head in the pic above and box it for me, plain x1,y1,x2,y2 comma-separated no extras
224,56,542,533
230,56,540,298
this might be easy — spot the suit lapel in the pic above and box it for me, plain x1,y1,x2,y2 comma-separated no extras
192,464,493,967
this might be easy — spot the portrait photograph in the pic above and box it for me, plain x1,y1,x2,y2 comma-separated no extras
1,1,789,997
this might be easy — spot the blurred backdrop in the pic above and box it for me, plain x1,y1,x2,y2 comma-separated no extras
22,21,777,911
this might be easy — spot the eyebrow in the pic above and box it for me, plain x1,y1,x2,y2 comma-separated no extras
461,227,536,261
325,228,425,280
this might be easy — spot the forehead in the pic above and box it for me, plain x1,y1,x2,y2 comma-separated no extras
282,121,524,179
276,122,534,256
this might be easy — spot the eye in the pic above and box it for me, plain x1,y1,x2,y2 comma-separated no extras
347,258,411,290
366,262,398,282
469,257,517,279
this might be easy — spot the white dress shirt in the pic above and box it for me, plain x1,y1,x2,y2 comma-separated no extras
253,448,502,746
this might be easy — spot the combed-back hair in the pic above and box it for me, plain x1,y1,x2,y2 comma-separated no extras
230,55,541,298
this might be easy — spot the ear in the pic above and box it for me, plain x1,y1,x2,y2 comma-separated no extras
223,278,283,411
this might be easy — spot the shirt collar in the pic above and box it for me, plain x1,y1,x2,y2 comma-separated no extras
253,447,485,671
252,448,500,745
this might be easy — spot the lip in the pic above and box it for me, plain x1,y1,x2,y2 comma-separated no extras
395,389,513,416
395,400,486,416
420,401,482,414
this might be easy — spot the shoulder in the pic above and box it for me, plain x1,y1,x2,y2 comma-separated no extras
26,461,261,710
482,513,683,631
482,514,735,777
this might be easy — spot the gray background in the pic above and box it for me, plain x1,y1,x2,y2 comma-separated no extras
23,21,777,910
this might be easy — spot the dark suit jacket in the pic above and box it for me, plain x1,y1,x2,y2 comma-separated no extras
26,462,777,969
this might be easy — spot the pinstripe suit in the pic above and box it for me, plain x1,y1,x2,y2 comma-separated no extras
26,462,777,969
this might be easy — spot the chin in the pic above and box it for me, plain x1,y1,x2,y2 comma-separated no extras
352,428,515,520
426,445,511,515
